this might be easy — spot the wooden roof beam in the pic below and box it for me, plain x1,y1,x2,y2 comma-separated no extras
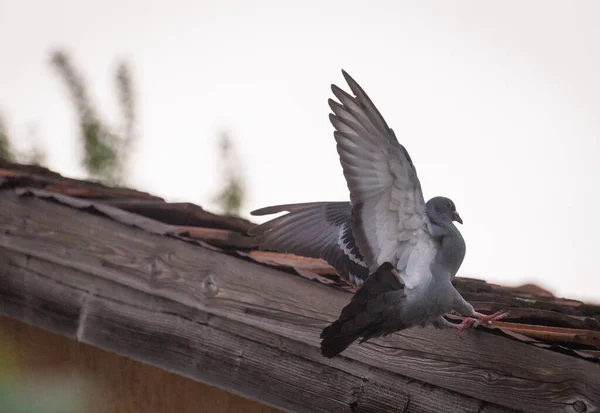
0,191,598,413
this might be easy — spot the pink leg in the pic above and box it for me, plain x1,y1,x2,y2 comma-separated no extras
472,310,509,327
454,310,509,334
455,317,478,333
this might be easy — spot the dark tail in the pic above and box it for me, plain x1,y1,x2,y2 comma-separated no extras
320,326,362,358
319,262,407,358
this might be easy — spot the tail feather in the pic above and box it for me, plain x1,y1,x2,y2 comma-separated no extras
320,319,388,358
320,262,407,358
320,331,362,358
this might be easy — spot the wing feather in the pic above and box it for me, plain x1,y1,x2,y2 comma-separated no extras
249,202,369,285
249,70,435,290
330,70,431,275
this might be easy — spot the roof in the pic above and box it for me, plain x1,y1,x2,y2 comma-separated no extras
1,159,599,413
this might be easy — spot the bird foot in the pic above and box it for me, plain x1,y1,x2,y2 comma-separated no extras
455,317,478,334
454,310,509,335
473,310,509,327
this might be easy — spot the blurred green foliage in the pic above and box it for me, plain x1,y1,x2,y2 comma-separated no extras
0,114,16,162
4,50,250,210
0,115,46,165
116,63,136,148
51,51,136,185
214,133,246,216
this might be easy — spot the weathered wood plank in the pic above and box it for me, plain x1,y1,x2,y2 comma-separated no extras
0,192,598,413
0,249,518,413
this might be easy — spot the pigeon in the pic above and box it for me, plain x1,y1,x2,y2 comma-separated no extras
249,70,507,357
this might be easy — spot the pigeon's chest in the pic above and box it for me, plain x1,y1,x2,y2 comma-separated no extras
398,234,456,324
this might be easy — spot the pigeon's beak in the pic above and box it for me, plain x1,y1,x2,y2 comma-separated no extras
452,211,463,224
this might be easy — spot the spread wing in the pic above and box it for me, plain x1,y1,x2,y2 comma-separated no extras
249,202,369,285
330,70,431,274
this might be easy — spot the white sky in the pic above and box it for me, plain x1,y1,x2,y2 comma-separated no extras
1,0,599,302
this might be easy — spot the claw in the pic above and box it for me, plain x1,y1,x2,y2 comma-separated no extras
455,317,478,334
473,310,510,327
453,310,509,335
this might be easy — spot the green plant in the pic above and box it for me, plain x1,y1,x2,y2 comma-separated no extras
214,133,246,216
51,50,136,185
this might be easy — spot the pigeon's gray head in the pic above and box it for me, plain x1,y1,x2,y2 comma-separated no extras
426,196,463,225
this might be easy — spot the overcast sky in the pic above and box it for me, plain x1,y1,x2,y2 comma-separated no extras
2,0,599,302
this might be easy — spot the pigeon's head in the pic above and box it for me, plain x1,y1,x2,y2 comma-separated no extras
426,197,463,225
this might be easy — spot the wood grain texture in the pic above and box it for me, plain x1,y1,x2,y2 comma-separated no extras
0,317,280,413
0,191,598,413
0,248,514,413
